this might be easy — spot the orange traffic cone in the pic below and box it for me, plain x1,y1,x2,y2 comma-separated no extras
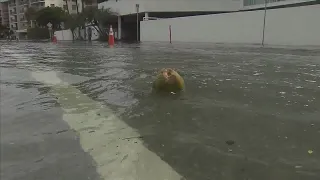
108,25,114,47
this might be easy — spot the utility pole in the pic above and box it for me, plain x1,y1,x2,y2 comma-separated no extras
262,0,268,46
136,4,139,42
47,22,52,40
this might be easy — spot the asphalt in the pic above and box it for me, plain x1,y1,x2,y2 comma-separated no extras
1,41,320,180
0,73,102,180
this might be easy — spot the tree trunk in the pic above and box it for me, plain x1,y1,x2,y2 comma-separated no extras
75,0,82,40
71,30,75,42
82,0,87,40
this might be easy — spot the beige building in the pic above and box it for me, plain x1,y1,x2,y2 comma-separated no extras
1,0,97,33
0,0,9,26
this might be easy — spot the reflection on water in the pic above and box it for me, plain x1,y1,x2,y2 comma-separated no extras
1,42,320,180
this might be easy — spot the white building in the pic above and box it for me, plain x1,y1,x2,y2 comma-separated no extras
99,0,317,17
98,0,320,46
98,0,242,16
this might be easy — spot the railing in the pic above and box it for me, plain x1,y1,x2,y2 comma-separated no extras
19,7,27,13
31,0,44,3
9,3,16,7
243,0,287,6
10,10,17,15
20,1,29,5
143,17,163,21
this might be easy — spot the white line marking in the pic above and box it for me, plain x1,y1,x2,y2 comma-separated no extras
32,71,182,180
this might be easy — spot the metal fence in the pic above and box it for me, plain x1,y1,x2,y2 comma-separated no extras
244,0,287,6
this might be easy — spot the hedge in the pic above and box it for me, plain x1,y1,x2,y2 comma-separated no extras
27,27,50,40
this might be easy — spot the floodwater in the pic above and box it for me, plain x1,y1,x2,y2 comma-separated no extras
1,42,320,180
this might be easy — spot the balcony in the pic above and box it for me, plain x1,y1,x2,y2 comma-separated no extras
11,25,18,30
19,0,29,5
19,7,26,13
85,2,98,7
10,18,18,22
19,14,26,21
31,0,44,4
10,10,17,15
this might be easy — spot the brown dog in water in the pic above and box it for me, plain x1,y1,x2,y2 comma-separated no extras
152,68,185,93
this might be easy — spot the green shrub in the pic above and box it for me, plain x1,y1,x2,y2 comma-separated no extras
27,27,50,40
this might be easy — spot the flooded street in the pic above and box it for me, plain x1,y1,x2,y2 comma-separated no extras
1,42,320,180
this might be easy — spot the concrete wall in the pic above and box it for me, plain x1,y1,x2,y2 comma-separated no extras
54,27,100,41
140,4,320,46
46,0,81,14
264,4,320,46
54,29,74,41
98,0,242,16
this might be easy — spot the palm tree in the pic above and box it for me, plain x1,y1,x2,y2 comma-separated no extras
74,0,82,39
80,0,94,40
81,0,87,40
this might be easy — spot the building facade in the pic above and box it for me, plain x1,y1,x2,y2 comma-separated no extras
0,0,97,33
98,0,317,15
57,0,98,15
98,0,242,16
0,0,9,26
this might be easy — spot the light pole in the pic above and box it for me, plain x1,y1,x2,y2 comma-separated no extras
262,0,268,46
47,22,52,40
136,4,139,42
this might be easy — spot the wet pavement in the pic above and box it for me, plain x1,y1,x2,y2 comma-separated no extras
1,42,320,180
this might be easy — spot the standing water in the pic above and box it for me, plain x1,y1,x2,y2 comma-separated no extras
1,42,320,180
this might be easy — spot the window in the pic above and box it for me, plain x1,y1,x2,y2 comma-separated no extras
72,5,77,10
50,4,55,7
